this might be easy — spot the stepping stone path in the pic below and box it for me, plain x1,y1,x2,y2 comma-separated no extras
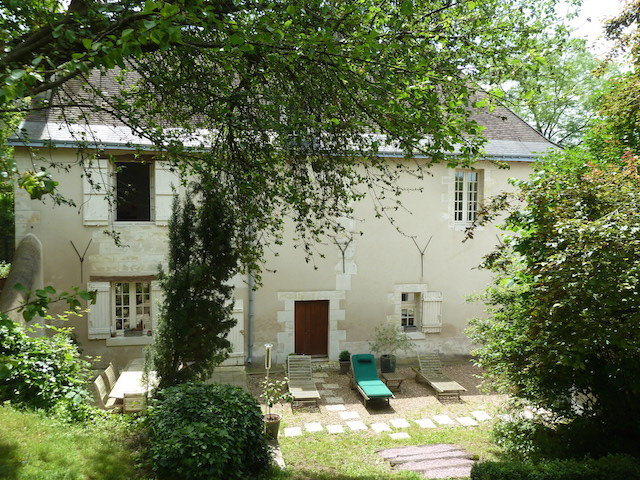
326,404,346,411
305,422,323,432
282,405,494,439
371,422,392,433
455,417,478,427
325,396,345,404
432,415,456,425
390,418,411,428
326,424,344,434
346,420,368,431
378,443,475,479
339,411,360,420
415,419,437,429
284,426,302,437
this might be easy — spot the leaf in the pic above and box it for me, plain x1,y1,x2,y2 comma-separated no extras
400,0,414,15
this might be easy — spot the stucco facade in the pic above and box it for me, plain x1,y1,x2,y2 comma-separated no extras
10,106,555,369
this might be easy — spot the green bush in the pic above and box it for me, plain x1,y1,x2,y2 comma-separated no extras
0,315,91,412
471,455,640,480
146,382,271,480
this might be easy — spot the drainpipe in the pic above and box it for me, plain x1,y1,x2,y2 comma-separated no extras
246,270,255,364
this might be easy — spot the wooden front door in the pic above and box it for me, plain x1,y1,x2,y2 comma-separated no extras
294,300,329,357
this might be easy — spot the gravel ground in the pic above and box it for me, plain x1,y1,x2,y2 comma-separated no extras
247,359,507,424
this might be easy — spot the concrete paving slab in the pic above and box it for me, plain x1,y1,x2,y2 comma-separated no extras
284,427,302,437
390,418,411,428
346,420,367,431
433,415,456,425
379,443,474,479
325,396,345,404
389,432,411,440
313,372,329,378
371,422,392,433
471,410,492,421
322,383,340,389
326,424,344,434
305,422,323,432
339,411,360,420
456,417,478,427
326,404,346,411
415,419,437,428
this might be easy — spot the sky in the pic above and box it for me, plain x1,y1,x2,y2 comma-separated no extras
571,0,626,54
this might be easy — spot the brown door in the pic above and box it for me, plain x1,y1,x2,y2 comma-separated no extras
294,300,329,357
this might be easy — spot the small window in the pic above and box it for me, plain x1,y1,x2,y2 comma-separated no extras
113,281,151,337
116,162,151,221
401,292,419,331
454,169,482,224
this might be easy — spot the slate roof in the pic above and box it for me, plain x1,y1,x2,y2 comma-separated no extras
10,72,556,161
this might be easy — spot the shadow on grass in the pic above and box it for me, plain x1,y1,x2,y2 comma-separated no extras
84,428,148,480
0,440,21,480
271,467,418,480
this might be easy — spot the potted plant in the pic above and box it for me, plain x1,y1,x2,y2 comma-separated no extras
260,376,294,440
368,323,415,373
338,350,351,375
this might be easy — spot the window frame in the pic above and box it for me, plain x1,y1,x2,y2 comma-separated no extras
114,160,154,223
400,292,419,331
454,169,482,225
111,281,152,337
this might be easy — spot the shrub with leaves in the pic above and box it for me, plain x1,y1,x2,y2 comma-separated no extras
146,382,271,480
0,314,91,412
469,151,640,456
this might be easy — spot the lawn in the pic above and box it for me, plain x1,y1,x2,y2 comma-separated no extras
274,421,498,479
0,397,500,480
0,406,145,480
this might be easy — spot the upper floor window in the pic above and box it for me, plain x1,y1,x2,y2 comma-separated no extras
116,161,151,221
454,169,482,224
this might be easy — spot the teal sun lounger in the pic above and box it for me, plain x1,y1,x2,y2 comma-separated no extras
350,353,394,407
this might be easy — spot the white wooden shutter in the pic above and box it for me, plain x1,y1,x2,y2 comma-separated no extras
154,161,179,225
150,281,163,334
82,159,111,226
87,281,111,339
422,291,443,334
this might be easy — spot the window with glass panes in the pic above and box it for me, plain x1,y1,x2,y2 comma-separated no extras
454,169,481,223
401,292,418,329
113,282,151,336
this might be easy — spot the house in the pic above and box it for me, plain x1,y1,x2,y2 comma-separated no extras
8,92,555,370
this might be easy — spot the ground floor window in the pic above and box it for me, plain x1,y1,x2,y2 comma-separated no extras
113,281,151,337
401,292,419,331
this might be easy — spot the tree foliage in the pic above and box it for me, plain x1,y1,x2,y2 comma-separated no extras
502,36,607,146
2,0,575,274
148,184,238,390
469,151,640,456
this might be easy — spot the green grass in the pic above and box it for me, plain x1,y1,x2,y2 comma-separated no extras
273,423,499,479
0,406,145,480
0,404,499,480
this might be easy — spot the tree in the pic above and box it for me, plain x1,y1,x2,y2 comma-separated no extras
148,183,239,389
501,36,608,146
468,150,640,457
2,0,576,275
